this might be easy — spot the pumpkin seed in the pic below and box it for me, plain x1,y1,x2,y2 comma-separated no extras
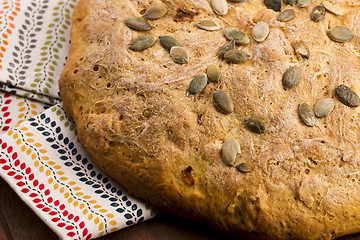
327,26,354,43
252,21,270,42
218,40,235,59
143,5,167,20
245,117,266,133
222,137,241,166
196,20,221,31
277,9,295,22
236,162,254,173
211,0,228,16
297,0,311,8
213,89,234,114
282,65,301,90
228,0,246,2
129,34,156,51
224,49,250,63
323,1,344,16
291,41,310,59
286,0,296,6
299,103,315,127
159,36,180,52
125,17,152,31
311,5,326,22
170,46,189,64
335,85,360,107
187,74,208,96
314,98,335,117
224,27,250,45
264,0,282,12
207,64,221,83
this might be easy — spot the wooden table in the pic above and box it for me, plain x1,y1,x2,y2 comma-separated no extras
0,177,359,240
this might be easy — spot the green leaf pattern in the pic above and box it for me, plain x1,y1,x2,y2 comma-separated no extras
33,0,77,98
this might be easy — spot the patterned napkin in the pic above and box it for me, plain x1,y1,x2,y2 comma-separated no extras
0,1,156,239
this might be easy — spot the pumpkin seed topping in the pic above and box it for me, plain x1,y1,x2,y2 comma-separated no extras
314,98,335,117
211,0,229,16
264,0,282,12
311,5,326,22
159,36,180,52
196,20,221,31
222,137,241,166
170,46,189,64
286,0,296,6
213,89,234,114
207,64,221,83
224,49,250,63
282,66,301,90
291,41,310,59
143,5,167,20
252,21,270,42
188,74,208,96
129,34,156,51
299,103,315,127
218,40,235,59
278,9,295,22
323,1,344,16
236,162,254,173
335,85,360,107
125,17,153,31
224,27,250,45
297,0,311,8
245,117,266,133
327,26,354,43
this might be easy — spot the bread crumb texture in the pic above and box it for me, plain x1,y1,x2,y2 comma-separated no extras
59,0,360,239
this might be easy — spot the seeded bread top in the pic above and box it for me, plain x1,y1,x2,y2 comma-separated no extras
59,0,360,239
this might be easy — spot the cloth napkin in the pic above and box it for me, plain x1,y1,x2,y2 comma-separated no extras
0,1,156,239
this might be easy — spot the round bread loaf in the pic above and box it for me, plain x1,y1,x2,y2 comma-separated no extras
59,0,360,239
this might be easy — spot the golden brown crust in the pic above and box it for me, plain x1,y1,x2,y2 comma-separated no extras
59,0,360,239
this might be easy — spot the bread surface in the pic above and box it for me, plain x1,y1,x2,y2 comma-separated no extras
59,0,360,239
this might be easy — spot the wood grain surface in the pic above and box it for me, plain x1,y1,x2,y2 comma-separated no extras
0,177,359,240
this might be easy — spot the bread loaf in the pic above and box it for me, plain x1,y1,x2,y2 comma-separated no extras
59,0,360,239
